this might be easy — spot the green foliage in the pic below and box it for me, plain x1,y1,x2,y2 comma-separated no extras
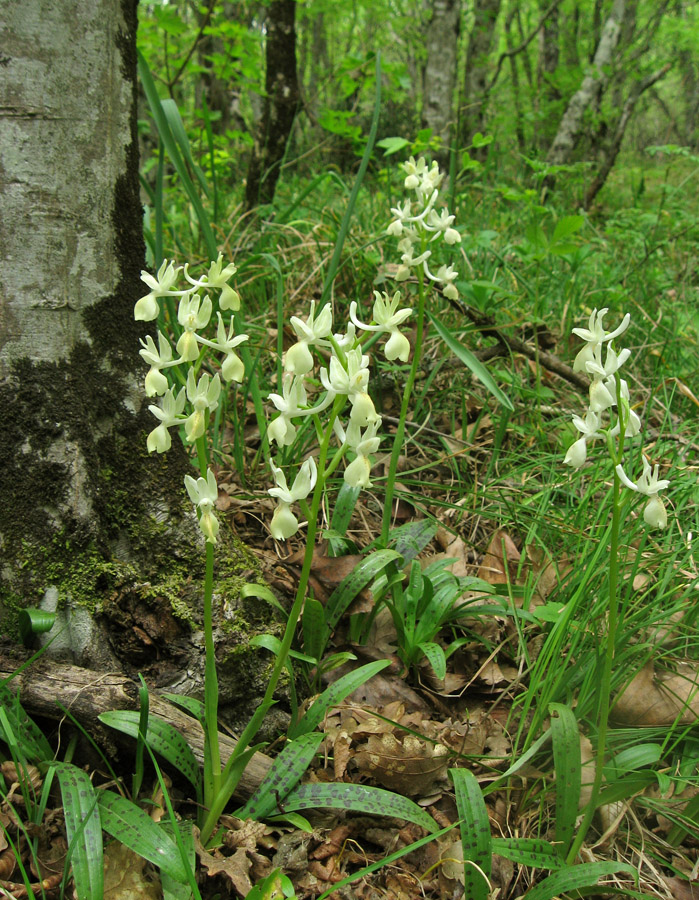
378,558,494,680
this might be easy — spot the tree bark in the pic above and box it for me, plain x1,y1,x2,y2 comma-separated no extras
245,0,300,209
422,0,461,162
546,0,626,166
584,63,672,208
0,651,272,799
0,0,282,733
461,0,502,149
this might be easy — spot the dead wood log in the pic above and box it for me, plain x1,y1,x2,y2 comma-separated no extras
0,653,272,800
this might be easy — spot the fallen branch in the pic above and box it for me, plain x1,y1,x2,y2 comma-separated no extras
0,652,272,800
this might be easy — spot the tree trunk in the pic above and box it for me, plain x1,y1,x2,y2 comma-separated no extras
536,0,561,147
461,0,502,149
584,63,672,208
422,0,461,163
504,10,526,152
245,0,300,209
546,0,626,166
0,0,282,734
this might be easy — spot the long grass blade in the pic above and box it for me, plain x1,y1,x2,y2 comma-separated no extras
428,311,513,410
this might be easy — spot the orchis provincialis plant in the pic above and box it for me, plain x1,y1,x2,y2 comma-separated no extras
387,155,461,300
563,307,671,862
265,292,413,542
381,156,463,546
563,306,669,529
135,253,248,544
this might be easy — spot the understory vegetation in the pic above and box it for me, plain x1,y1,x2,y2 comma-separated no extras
2,1,698,898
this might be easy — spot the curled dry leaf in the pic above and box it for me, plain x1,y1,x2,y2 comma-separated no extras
354,731,449,797
613,662,699,727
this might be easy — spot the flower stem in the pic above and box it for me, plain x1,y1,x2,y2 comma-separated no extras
199,397,343,842
566,470,622,862
380,262,426,548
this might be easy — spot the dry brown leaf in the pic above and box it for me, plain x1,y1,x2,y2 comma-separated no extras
613,662,699,726
284,549,365,605
103,841,161,900
333,731,353,780
196,836,253,897
433,529,472,579
661,876,699,900
478,530,520,585
526,544,572,603
354,732,448,797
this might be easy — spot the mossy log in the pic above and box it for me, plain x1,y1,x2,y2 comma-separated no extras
0,652,272,801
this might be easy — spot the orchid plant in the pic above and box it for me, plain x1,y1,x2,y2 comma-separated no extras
562,307,671,860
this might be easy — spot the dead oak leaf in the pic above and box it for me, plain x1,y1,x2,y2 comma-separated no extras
613,662,699,726
196,837,253,897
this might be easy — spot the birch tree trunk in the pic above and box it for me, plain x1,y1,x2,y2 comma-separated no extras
245,0,300,209
0,0,279,732
422,0,461,161
461,0,502,149
546,0,626,166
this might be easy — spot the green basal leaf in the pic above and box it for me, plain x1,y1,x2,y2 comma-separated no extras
324,549,402,635
302,597,326,664
237,733,324,820
522,861,637,900
491,837,564,870
18,608,56,645
53,762,103,900
289,660,390,739
0,687,54,762
449,769,492,900
98,790,189,884
549,703,580,854
418,642,447,681
161,693,205,722
281,783,438,834
98,711,202,803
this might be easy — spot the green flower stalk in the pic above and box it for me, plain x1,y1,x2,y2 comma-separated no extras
562,308,671,861
381,156,463,545
134,255,246,824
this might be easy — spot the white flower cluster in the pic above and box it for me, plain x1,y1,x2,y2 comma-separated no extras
266,292,412,540
134,255,248,543
565,308,669,528
386,156,461,300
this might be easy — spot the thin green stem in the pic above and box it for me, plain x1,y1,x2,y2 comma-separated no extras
566,471,622,862
199,397,343,842
202,540,221,810
380,264,426,547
